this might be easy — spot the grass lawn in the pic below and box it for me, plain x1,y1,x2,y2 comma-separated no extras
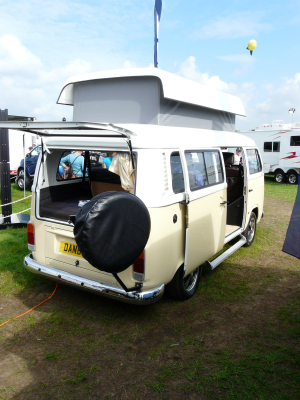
0,179,299,399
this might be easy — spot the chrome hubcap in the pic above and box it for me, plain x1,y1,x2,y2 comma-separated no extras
18,177,24,189
289,174,296,184
183,267,199,292
276,173,283,183
248,217,255,242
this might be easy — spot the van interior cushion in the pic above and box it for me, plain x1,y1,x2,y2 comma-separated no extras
74,192,151,274
39,183,92,222
91,181,126,197
90,167,121,184
40,200,83,222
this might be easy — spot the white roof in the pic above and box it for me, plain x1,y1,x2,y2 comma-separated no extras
57,68,246,117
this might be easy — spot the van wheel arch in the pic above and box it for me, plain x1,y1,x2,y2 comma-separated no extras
243,211,257,247
165,264,202,301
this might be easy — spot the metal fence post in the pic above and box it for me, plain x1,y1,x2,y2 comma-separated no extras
0,109,12,223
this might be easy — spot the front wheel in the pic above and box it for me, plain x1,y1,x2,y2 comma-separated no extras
17,174,31,190
274,170,286,183
166,265,201,301
287,171,298,185
243,212,257,247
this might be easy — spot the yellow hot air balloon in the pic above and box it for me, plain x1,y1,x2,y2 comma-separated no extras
247,39,257,56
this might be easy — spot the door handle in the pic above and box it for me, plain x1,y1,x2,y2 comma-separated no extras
249,189,253,192
220,201,228,205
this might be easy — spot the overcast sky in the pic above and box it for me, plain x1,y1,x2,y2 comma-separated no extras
1,0,300,130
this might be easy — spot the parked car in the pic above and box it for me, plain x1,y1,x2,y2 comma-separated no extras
0,68,264,305
16,145,42,190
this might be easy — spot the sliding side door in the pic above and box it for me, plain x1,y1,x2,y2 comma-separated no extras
181,149,227,275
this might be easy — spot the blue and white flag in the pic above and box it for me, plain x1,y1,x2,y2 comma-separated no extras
282,178,300,259
154,0,162,68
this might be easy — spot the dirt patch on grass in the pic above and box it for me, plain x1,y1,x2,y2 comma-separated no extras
0,197,299,399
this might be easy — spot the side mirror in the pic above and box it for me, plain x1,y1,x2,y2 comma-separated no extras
25,153,30,157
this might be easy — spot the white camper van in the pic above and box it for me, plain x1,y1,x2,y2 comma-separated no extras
0,69,264,304
239,120,300,184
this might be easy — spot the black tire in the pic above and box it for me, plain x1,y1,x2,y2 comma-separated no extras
243,212,257,247
16,174,31,190
274,170,286,183
74,191,151,274
166,265,201,301
287,171,298,185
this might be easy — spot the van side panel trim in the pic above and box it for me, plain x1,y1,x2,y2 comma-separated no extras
24,254,164,304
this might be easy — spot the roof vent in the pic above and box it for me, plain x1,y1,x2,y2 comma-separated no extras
162,153,169,191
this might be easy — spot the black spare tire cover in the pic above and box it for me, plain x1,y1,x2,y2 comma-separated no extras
74,191,151,273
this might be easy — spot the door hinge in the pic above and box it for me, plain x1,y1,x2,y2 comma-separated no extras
185,192,190,204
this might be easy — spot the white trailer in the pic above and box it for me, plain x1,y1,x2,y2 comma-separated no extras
239,120,300,184
8,130,40,175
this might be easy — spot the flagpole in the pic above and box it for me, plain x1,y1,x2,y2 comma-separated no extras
154,0,162,68
154,8,158,67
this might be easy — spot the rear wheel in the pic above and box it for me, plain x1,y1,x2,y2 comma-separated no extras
274,170,286,183
287,171,298,185
166,265,201,301
243,212,257,247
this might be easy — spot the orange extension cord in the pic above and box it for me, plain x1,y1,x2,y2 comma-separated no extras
0,282,59,328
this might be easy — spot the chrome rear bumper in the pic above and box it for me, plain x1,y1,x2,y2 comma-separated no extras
24,254,164,305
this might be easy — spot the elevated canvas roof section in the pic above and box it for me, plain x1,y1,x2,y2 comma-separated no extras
57,68,245,117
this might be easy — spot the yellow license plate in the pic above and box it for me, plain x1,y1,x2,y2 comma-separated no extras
59,241,83,258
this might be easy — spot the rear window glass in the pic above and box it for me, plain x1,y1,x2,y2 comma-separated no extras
246,149,262,174
58,151,86,180
290,136,300,146
57,151,128,181
170,152,185,193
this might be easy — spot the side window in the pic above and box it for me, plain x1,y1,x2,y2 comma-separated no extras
204,151,223,184
170,152,185,193
273,142,280,152
31,146,41,157
290,136,300,146
185,150,223,191
264,142,272,152
246,149,262,175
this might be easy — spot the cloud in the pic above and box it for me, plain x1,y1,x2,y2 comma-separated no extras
193,12,272,39
0,35,43,77
123,60,137,69
216,54,254,63
178,56,234,92
237,75,300,130
0,35,92,120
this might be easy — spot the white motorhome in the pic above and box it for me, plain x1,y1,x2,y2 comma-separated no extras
8,130,39,176
0,68,264,304
239,120,300,184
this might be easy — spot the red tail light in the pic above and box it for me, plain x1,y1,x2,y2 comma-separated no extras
27,223,35,251
133,251,145,281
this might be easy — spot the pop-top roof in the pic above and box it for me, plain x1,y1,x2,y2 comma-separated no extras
57,68,245,117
